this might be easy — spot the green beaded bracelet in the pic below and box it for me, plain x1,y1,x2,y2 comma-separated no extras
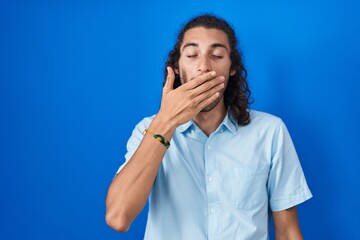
144,129,170,149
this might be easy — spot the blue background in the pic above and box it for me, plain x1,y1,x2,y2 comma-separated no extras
1,0,359,239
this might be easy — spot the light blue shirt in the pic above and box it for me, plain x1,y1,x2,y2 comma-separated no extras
117,110,312,240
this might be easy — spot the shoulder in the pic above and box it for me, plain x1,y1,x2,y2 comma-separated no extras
248,109,284,128
234,109,289,139
246,110,294,144
131,114,156,131
126,114,156,144
125,114,156,136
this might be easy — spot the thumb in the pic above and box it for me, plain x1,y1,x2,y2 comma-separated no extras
164,67,175,93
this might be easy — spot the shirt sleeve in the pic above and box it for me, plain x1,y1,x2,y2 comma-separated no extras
114,116,152,176
267,119,313,212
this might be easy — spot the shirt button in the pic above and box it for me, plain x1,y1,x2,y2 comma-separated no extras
210,208,216,214
208,176,214,182
207,145,211,150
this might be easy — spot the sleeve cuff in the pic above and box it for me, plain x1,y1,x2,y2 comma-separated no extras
270,191,313,212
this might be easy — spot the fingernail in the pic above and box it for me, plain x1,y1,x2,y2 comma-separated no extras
220,76,225,81
211,71,216,76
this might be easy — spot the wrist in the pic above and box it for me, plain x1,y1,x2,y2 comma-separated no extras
149,113,177,140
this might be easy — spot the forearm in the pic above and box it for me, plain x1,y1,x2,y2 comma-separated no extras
273,207,303,240
275,229,303,240
105,116,176,232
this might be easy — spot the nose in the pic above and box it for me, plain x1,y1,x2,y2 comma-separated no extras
197,55,212,74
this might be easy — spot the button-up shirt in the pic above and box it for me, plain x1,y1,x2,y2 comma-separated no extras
116,110,312,240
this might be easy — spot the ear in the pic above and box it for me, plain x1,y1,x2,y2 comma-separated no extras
230,69,236,76
174,68,179,74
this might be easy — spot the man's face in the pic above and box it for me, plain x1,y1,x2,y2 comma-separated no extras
176,27,236,112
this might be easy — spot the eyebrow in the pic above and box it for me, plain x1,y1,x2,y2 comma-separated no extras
210,43,229,52
181,42,229,53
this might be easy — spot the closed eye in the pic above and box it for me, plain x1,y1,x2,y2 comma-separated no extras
212,55,224,59
186,55,197,58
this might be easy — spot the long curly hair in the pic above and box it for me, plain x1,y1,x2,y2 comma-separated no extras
164,14,252,125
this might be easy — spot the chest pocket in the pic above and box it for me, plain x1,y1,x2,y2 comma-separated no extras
225,166,269,210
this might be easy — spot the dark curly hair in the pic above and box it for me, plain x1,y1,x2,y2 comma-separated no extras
164,14,252,125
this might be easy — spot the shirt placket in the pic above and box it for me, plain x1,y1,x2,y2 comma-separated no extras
204,134,219,240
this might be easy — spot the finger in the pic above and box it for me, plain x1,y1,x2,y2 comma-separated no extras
183,71,217,90
191,76,225,96
196,92,220,111
164,67,175,93
193,81,225,105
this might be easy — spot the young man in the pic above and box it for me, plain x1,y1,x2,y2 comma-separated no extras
106,15,312,240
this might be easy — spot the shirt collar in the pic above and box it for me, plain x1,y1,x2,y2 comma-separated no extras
220,111,238,134
177,111,238,134
177,120,195,133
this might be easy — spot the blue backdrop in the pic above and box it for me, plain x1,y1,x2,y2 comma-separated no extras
1,1,359,239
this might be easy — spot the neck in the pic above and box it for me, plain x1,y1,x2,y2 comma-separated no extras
193,98,227,136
